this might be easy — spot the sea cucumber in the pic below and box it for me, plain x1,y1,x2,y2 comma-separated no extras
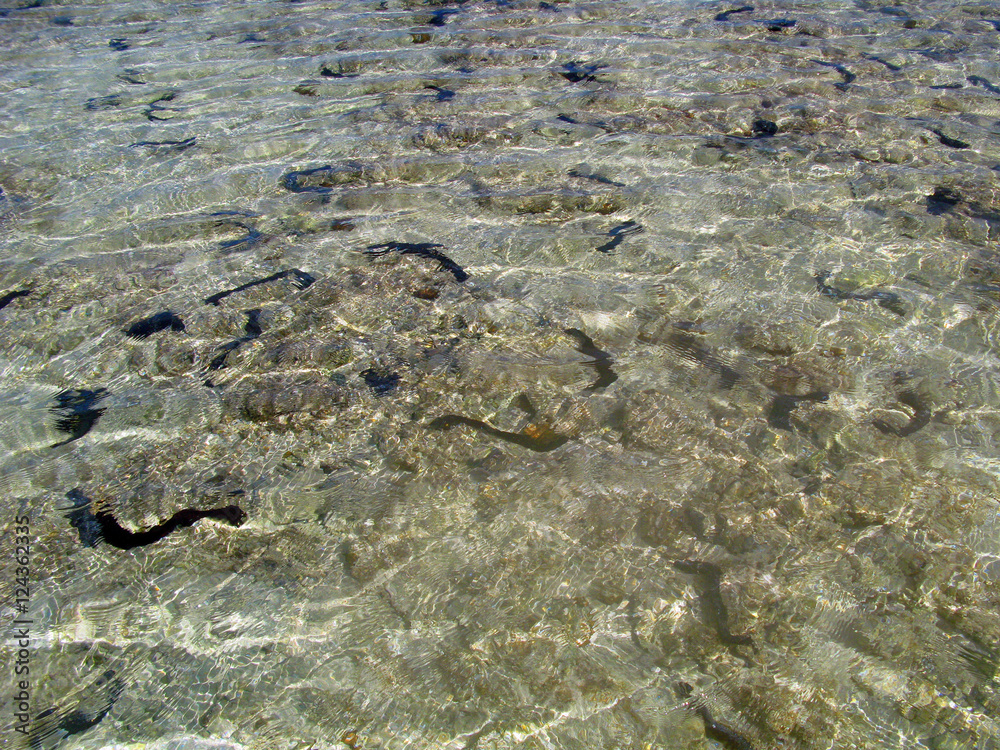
425,84,455,101
564,328,618,391
967,75,1000,95
556,113,612,132
124,310,185,339
694,705,755,750
667,329,742,389
714,6,754,21
560,61,603,84
63,488,246,550
752,119,777,138
50,389,108,448
596,220,642,254
319,65,358,78
144,91,179,122
427,414,569,452
814,271,906,316
928,127,970,149
84,95,122,111
29,669,123,748
282,164,338,194
360,368,400,396
130,137,197,152
812,59,855,88
568,169,626,188
363,242,468,282
868,56,902,71
203,269,316,305
0,288,30,310
767,391,829,431
217,222,265,253
429,8,459,25
205,309,263,385
116,71,146,85
672,559,753,646
762,18,795,31
873,390,932,437
926,187,961,215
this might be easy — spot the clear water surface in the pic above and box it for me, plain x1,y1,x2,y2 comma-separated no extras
1,0,999,748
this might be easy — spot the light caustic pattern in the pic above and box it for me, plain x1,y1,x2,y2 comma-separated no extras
1,0,1000,748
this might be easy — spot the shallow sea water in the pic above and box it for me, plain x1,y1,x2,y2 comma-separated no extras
1,0,1000,748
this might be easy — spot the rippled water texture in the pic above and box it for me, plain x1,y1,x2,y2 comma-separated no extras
2,0,1000,748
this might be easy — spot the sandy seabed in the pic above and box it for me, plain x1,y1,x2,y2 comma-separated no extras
1,1,1000,748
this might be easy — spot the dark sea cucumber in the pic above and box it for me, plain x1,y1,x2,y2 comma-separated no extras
762,18,795,31
812,59,855,88
425,84,455,101
363,242,468,282
694,704,756,750
667,329,743,389
0,288,30,310
676,683,755,750
116,70,147,85
84,95,122,111
428,7,459,25
144,91,179,122
206,339,244,376
564,328,618,391
559,61,604,84
596,220,642,253
767,391,829,431
556,113,613,132
242,308,263,338
50,389,108,448
124,310,185,339
714,6,754,21
926,187,962,215
29,669,123,749
567,169,626,188
319,65,358,79
217,223,264,253
868,55,902,71
672,559,753,646
928,127,970,149
282,164,338,194
873,390,933,437
63,488,246,550
814,271,906,316
427,414,569,452
751,119,777,138
967,75,1000,95
130,137,197,152
924,189,1000,225
203,269,316,305
360,368,400,396
205,309,263,385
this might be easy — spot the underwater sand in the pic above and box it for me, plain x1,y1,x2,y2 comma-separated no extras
1,0,1000,748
